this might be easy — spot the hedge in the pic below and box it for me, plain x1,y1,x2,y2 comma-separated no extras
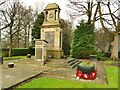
104,51,120,58
1,48,35,57
1,48,9,57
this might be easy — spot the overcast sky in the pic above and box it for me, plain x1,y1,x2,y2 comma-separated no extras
19,0,119,29
19,0,103,28
20,0,70,20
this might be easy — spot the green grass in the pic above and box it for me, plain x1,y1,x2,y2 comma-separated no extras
18,61,118,88
3,56,27,61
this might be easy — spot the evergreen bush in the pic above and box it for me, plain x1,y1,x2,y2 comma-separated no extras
70,20,96,59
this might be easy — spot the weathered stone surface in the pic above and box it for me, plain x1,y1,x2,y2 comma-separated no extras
2,58,108,89
35,39,48,65
2,59,42,89
45,3,60,10
40,3,63,59
47,50,63,59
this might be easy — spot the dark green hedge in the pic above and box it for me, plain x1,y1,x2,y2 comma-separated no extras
103,51,120,58
97,51,120,60
1,48,35,57
1,48,9,57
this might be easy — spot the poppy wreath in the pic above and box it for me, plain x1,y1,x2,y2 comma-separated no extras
76,70,84,78
83,73,90,80
76,69,97,80
89,70,97,80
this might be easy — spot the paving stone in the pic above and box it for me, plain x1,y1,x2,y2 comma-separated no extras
2,60,42,89
2,58,107,89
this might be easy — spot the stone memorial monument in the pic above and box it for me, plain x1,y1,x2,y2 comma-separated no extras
41,3,63,58
35,3,63,64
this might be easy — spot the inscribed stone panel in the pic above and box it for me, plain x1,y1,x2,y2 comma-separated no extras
36,48,42,59
45,31,54,47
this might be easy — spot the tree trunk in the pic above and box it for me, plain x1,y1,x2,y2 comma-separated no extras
27,24,30,47
24,25,27,48
111,33,119,59
16,17,21,48
87,1,92,23
9,30,12,57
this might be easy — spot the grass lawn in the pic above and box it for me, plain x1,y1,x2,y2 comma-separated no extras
18,61,118,88
3,56,27,61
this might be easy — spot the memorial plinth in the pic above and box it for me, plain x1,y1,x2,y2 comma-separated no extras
35,39,48,65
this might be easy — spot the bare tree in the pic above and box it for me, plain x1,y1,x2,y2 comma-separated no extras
68,0,96,24
97,0,120,59
68,0,120,59
107,0,120,59
0,0,25,56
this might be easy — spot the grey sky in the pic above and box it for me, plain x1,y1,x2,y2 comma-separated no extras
20,0,70,20
19,0,119,29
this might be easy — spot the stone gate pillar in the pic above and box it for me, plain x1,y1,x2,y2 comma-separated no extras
35,39,48,65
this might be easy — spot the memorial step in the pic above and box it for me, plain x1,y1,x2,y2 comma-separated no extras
71,61,82,69
68,59,79,66
66,58,76,63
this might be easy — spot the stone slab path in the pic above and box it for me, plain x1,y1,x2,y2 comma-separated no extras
43,59,107,84
2,58,107,89
2,59,42,89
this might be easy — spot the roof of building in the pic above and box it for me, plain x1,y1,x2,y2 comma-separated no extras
45,3,60,10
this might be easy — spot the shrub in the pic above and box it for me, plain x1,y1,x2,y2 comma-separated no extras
104,52,111,58
70,20,96,59
1,48,9,57
100,51,120,60
28,47,35,55
12,48,30,56
96,52,106,61
1,48,35,57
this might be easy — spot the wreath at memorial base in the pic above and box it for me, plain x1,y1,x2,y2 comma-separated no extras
76,64,97,80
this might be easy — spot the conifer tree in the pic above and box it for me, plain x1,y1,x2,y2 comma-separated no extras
70,20,96,58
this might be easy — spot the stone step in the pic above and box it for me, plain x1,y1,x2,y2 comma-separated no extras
45,62,70,68
47,59,67,63
46,60,69,66
46,61,66,64
71,61,82,69
66,58,77,63
69,59,79,66
45,64,71,69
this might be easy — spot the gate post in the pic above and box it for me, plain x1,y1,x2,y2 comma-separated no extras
35,39,48,65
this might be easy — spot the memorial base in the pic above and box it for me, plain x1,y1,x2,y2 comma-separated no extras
47,50,63,59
